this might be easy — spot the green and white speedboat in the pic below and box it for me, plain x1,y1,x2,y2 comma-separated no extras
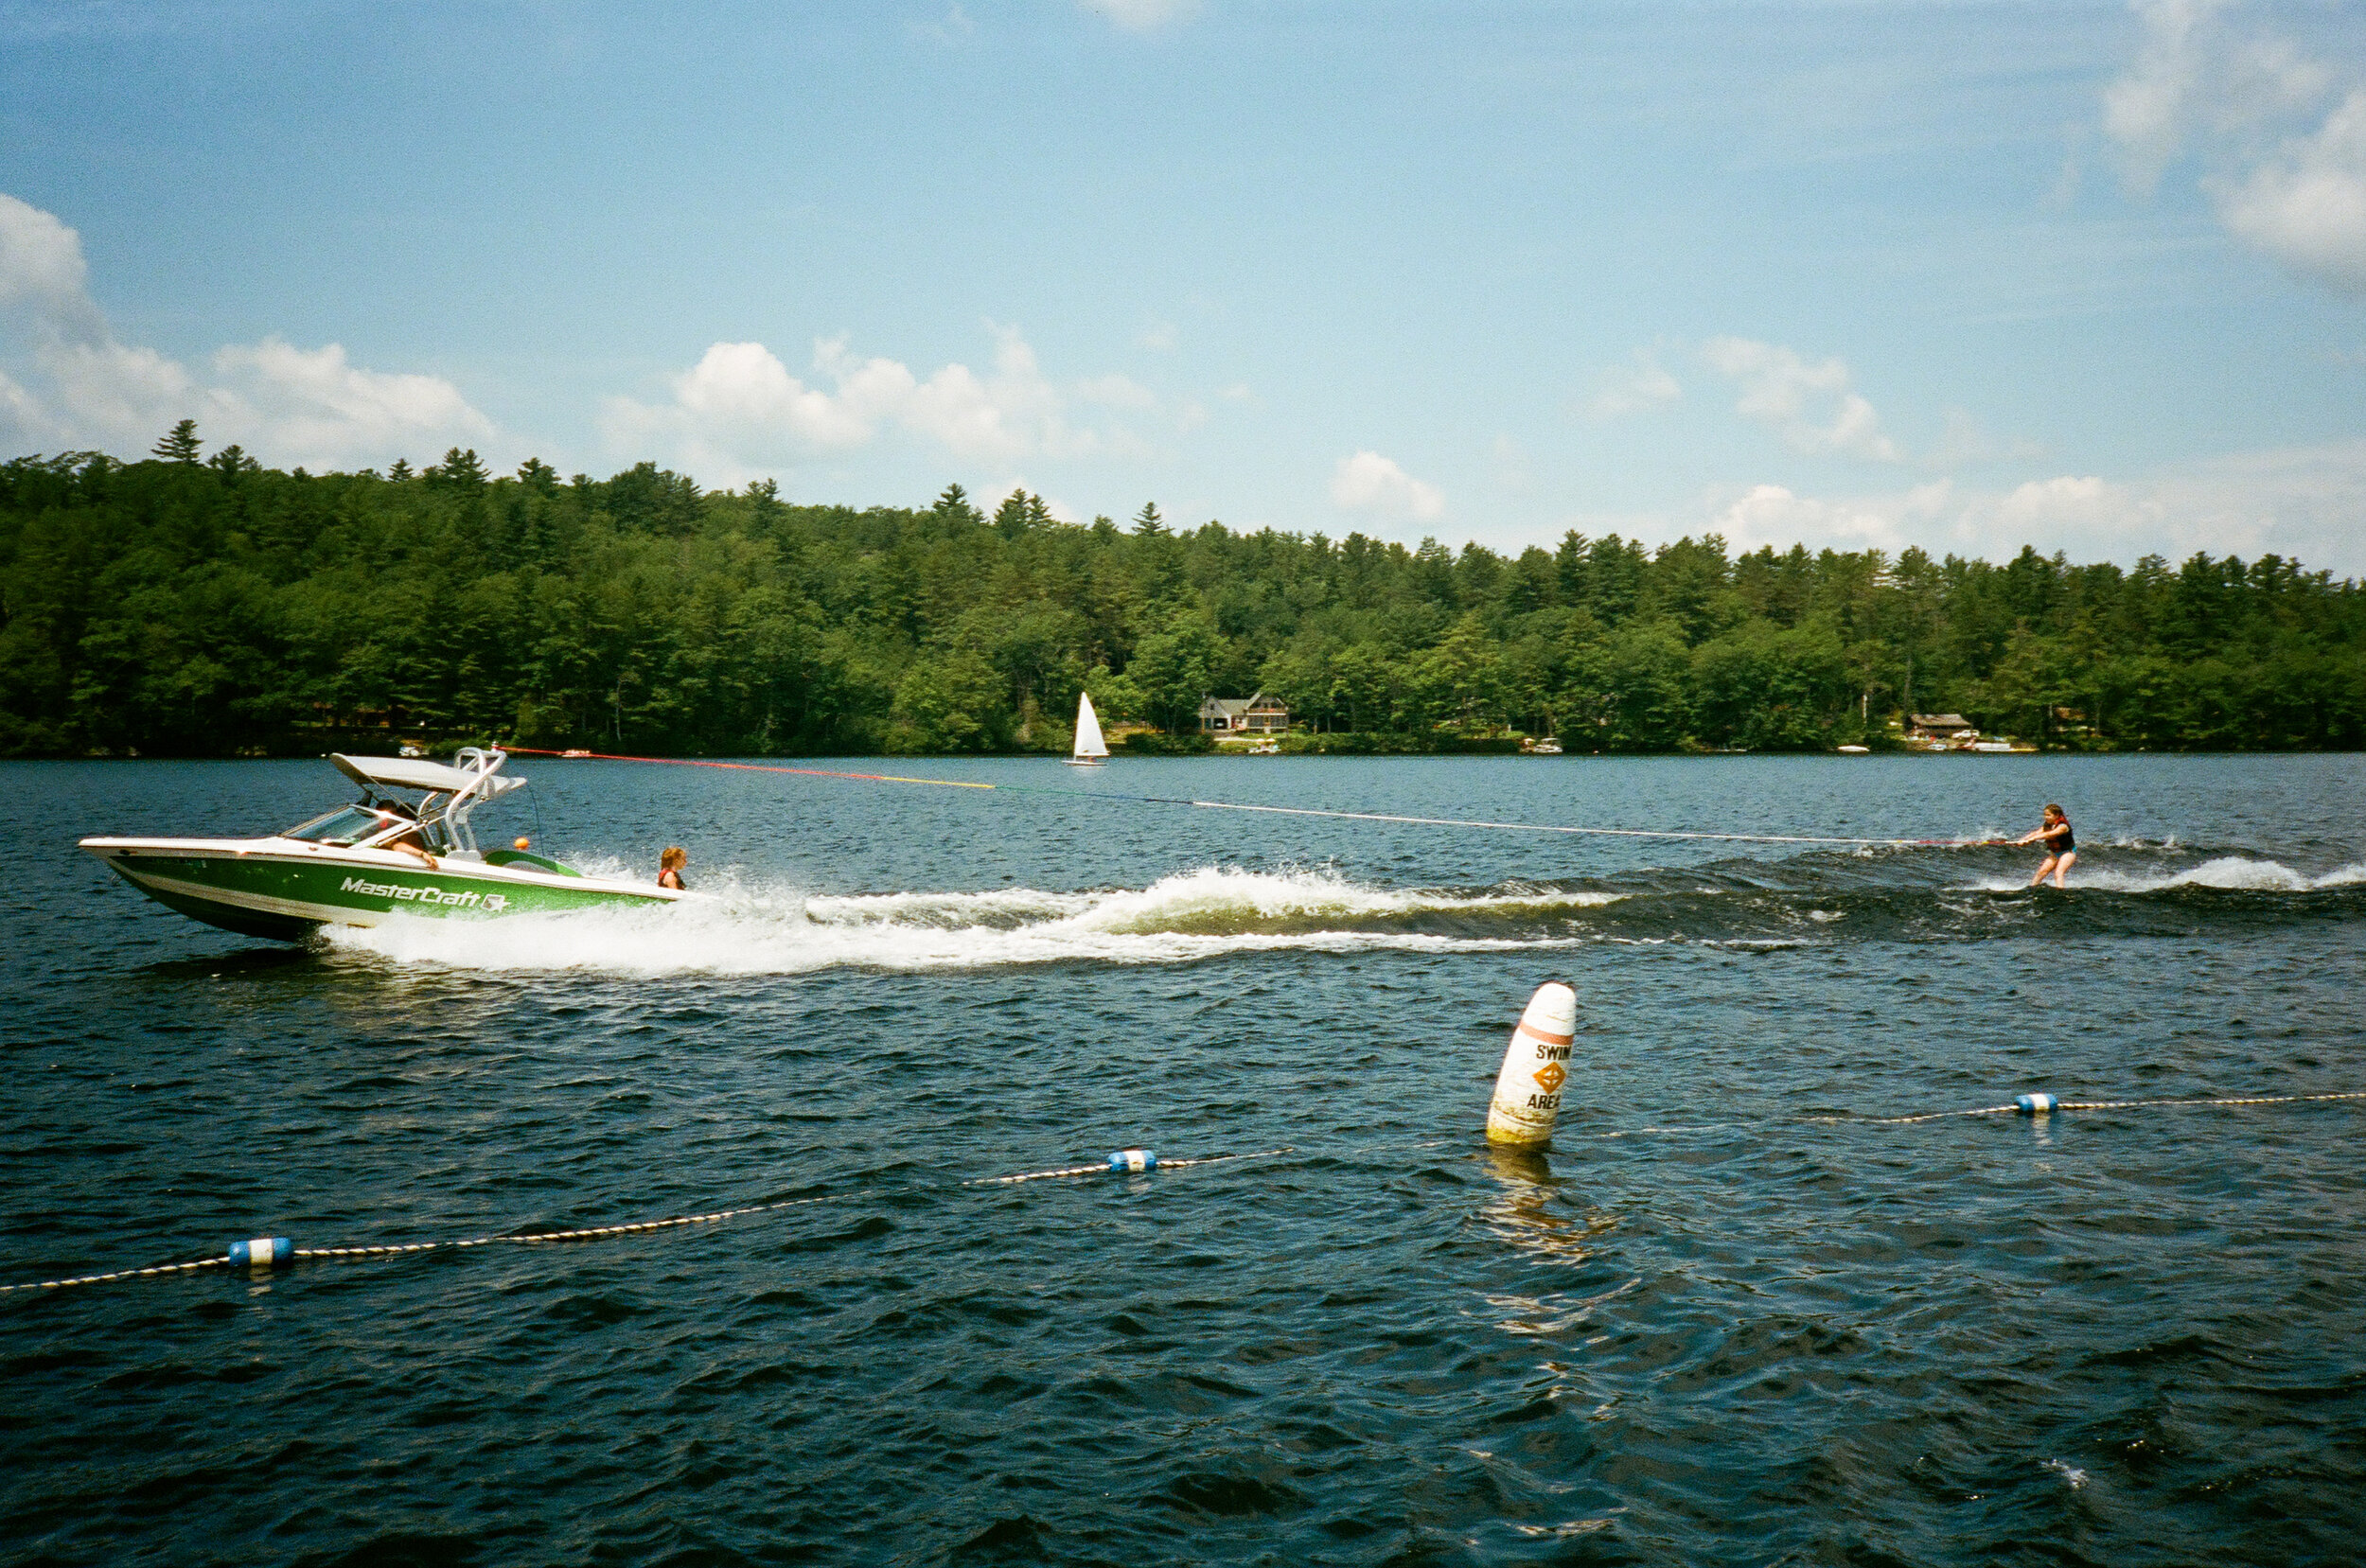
81,748,684,942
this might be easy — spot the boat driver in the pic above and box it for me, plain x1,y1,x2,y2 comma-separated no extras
370,802,439,870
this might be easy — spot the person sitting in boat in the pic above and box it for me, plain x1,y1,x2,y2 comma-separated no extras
371,803,439,871
2014,802,2075,888
657,845,688,890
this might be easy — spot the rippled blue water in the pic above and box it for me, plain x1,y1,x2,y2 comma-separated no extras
5,753,2364,1565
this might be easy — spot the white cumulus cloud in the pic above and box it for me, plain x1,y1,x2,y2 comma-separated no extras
210,339,494,465
603,323,1157,486
0,191,493,467
1701,336,1901,463
1702,439,2366,573
0,194,104,339
2216,88,2366,293
1329,449,1444,521
1712,482,1951,556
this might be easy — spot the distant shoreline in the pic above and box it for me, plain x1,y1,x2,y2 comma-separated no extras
14,743,2360,763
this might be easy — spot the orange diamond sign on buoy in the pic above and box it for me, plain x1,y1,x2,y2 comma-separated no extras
1532,1061,1567,1094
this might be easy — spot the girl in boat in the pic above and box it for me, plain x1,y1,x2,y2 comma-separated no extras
658,845,689,890
2014,803,2075,888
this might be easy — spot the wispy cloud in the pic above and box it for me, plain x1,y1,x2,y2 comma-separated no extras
909,3,975,47
1491,433,1532,494
1701,336,1900,463
2103,0,2364,296
1078,0,1195,32
1329,449,1443,521
1929,406,2047,469
1579,347,1681,419
0,192,492,467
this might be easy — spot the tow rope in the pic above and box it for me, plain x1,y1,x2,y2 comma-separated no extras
503,747,1971,849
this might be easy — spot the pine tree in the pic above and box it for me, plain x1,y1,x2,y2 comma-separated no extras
931,483,981,528
1133,501,1166,537
151,419,202,464
993,487,1034,540
432,447,489,488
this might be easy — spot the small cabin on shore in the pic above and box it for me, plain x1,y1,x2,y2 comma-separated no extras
1909,713,1976,740
1200,692,1291,734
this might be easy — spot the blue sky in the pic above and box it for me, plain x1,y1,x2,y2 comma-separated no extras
3,0,2362,571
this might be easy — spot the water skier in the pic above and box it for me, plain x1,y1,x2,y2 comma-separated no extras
657,845,689,890
2014,803,2075,888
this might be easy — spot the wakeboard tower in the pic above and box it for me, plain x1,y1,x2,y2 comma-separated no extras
80,748,685,942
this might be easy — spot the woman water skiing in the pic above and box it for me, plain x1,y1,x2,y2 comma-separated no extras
2014,803,2075,888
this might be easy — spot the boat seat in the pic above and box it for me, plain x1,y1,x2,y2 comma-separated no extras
483,849,584,877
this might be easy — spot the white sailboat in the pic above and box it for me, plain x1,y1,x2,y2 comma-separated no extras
1067,691,1110,766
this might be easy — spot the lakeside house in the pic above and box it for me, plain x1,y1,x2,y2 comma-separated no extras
1909,713,1977,741
1200,692,1291,735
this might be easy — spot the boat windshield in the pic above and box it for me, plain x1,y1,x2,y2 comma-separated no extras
282,804,402,846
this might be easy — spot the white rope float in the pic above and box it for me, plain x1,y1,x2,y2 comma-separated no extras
969,1146,1294,1185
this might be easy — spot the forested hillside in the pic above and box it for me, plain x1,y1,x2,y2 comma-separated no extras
2,432,2360,757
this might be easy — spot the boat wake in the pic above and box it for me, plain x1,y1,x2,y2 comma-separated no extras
316,851,2366,976
1961,855,2366,894
319,865,1614,976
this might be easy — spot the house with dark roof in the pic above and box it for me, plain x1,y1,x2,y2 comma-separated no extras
1199,692,1291,734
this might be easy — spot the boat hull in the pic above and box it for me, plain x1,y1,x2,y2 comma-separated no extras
81,837,680,942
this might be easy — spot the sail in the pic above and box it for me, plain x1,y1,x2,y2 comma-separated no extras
1073,692,1109,759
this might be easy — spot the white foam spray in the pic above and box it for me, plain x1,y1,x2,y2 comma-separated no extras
322,864,1616,977
1966,856,2366,894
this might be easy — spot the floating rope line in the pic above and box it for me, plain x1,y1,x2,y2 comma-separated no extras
503,747,1966,849
20,1089,2361,1295
975,1160,1117,1185
1823,1103,2024,1127
2031,1088,2366,1114
1824,1088,2366,1126
289,1193,842,1262
0,1254,234,1295
0,1149,1287,1295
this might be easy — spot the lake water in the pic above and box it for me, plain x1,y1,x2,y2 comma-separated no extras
5,752,2363,1565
